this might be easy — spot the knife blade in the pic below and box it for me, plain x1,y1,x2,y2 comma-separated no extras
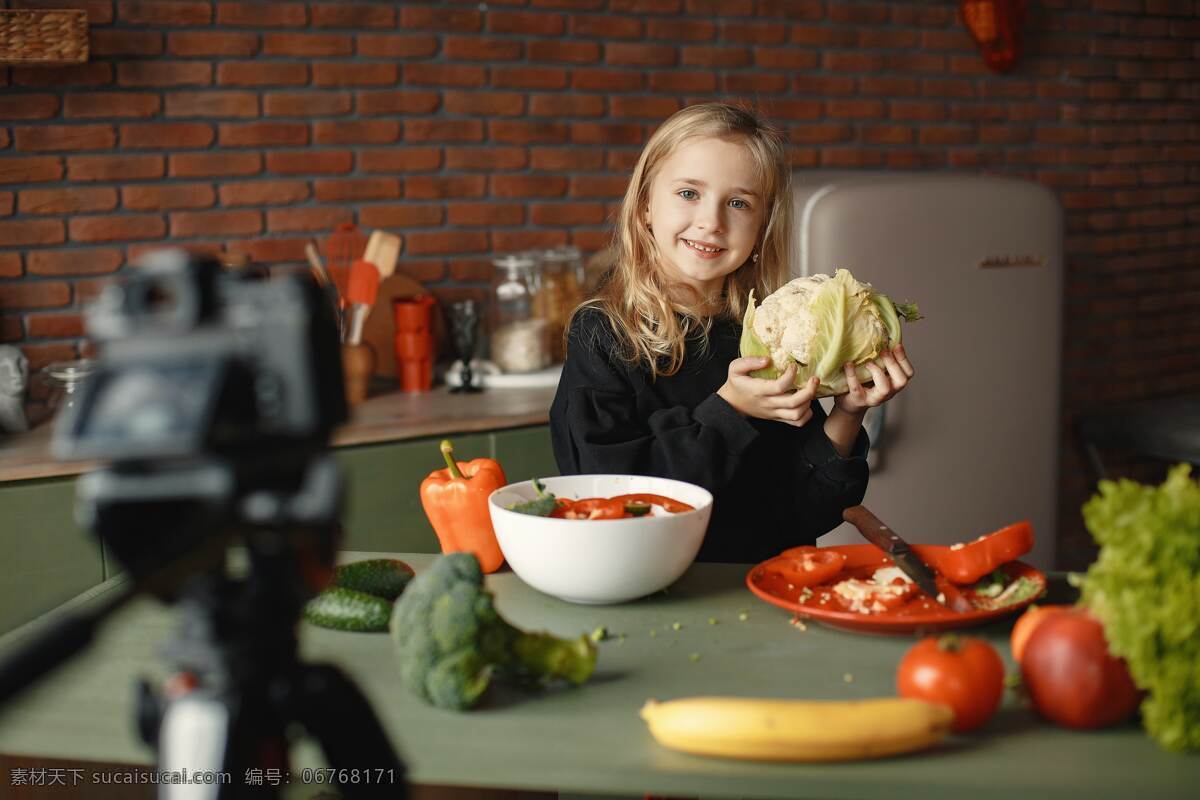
842,505,944,603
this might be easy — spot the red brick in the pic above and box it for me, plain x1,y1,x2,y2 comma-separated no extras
448,258,493,282
403,63,487,88
491,66,568,90
9,1,113,24
405,175,487,199
488,11,565,36
118,61,211,88
682,45,750,67
820,148,885,168
825,99,885,119
445,36,523,61
606,151,640,171
123,183,216,210
119,1,211,25
491,230,565,252
724,21,788,44
570,229,609,253
0,157,63,184
793,74,856,95
569,175,628,198
531,147,604,171
571,122,644,146
121,122,213,149
0,218,63,246
265,151,352,175
313,63,397,88
20,187,117,214
65,92,161,118
406,119,485,143
648,72,714,92
444,147,528,170
68,155,163,181
262,32,351,57
492,175,568,198
606,96,675,119
217,2,306,26
526,93,603,118
265,206,350,231
14,124,115,152
889,101,946,122
0,192,11,216
312,3,396,28
170,152,261,178
723,73,789,94
859,76,920,97
607,42,676,67
360,148,442,173
170,210,262,237
219,121,309,147
356,33,438,59
0,281,70,309
313,178,400,203
400,5,480,31
230,239,303,265
70,214,165,243
265,92,352,117
218,62,309,88
0,252,20,278
570,15,641,39
533,0,605,9
530,203,607,226
405,231,488,255
443,91,524,117
313,120,400,145
26,312,85,338
0,94,59,119
528,40,600,63
861,124,914,145
168,31,259,57
356,90,440,115
790,24,857,47
489,120,568,145
885,53,945,73
787,123,853,144
219,181,310,207
400,260,446,284
166,91,259,118
980,125,1033,145
688,0,751,12
11,62,111,88
646,18,715,41
576,68,644,91
358,204,444,229
21,247,113,285
91,29,163,56
447,203,524,227
754,48,819,70
73,277,114,304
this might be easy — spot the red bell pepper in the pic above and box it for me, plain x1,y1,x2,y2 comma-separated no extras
913,521,1034,585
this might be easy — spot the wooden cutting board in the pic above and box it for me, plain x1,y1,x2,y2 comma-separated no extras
361,272,431,377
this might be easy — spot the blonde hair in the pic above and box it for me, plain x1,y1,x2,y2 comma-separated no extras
579,102,792,377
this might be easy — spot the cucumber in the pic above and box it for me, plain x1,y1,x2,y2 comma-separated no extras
334,558,415,600
304,587,392,632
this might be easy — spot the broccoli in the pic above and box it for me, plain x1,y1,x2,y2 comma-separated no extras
390,552,598,710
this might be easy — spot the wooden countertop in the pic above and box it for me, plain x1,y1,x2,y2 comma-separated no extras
0,385,557,483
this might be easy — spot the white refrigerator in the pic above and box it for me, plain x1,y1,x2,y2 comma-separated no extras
792,173,1063,569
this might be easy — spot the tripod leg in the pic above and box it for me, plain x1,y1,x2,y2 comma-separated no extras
289,663,406,799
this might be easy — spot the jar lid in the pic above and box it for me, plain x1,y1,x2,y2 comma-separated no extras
42,358,95,384
541,245,581,264
492,254,538,271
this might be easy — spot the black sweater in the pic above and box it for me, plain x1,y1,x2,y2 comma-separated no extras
549,308,870,564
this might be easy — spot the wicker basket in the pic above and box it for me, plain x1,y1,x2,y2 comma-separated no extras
0,9,89,65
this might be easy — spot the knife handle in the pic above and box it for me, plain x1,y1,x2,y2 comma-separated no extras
842,505,908,555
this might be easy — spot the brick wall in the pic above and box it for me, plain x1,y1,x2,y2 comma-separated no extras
1,0,1197,567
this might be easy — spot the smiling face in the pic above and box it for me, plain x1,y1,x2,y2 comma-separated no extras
644,135,767,298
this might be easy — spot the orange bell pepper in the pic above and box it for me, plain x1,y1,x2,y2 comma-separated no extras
419,439,507,574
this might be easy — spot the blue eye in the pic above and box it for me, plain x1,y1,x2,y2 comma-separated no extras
729,198,750,210
678,189,698,200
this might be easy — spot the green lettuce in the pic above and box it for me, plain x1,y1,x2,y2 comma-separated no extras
740,269,921,397
1079,463,1200,751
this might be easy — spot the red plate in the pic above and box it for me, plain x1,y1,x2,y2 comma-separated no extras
746,544,1046,635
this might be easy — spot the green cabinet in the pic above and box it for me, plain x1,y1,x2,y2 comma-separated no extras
0,424,558,635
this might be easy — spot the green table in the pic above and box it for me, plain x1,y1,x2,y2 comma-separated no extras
1,553,1196,799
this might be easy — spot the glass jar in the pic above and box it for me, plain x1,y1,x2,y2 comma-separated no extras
532,246,585,363
40,358,95,416
489,254,549,374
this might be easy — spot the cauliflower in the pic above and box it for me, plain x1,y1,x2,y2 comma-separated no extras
740,268,921,397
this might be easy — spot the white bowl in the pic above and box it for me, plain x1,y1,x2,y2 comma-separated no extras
488,474,713,605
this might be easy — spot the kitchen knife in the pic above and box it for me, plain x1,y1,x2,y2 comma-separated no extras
843,505,973,612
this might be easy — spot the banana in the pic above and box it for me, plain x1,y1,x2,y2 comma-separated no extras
639,696,954,762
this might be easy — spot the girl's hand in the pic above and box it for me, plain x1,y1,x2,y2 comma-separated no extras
833,344,915,415
718,357,821,427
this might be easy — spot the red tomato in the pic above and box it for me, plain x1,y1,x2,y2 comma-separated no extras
777,546,847,587
897,635,1005,732
1020,607,1141,729
1009,604,1070,665
610,493,694,513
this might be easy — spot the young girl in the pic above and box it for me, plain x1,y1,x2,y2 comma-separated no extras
549,103,915,564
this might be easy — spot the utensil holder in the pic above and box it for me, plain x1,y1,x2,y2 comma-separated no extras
341,343,375,407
